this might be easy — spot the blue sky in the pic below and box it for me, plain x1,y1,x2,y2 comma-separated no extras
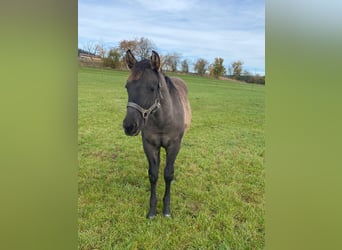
78,0,265,75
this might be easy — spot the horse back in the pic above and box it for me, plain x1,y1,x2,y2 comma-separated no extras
170,77,192,132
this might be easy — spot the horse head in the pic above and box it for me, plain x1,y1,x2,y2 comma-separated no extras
123,50,162,136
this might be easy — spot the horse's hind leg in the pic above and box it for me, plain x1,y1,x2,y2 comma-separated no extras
163,142,181,217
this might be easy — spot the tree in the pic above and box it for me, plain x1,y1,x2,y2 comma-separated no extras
103,48,121,69
161,54,172,71
119,39,138,57
194,58,209,76
209,57,226,78
227,66,233,77
96,40,106,59
83,40,100,58
181,59,189,73
252,74,265,84
231,60,243,79
136,37,155,59
162,53,180,72
118,37,155,60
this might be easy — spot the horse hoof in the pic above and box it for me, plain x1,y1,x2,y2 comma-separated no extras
146,213,156,219
163,213,172,218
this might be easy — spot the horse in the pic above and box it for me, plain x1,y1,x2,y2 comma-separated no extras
123,50,191,219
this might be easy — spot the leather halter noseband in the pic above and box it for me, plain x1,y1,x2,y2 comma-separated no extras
127,98,160,123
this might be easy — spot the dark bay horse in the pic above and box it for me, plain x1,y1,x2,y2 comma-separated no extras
123,50,191,219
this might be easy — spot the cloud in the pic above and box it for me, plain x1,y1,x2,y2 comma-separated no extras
78,0,265,74
134,0,198,11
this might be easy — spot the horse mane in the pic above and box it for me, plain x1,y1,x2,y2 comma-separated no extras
163,75,177,93
163,74,191,132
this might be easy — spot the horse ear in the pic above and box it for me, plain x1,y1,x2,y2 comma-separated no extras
126,49,137,70
150,50,161,71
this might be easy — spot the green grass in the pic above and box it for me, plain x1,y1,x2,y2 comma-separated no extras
78,67,265,249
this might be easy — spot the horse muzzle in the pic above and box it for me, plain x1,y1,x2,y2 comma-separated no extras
123,112,142,136
123,118,140,136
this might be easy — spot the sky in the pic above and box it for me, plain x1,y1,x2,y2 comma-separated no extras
78,0,265,75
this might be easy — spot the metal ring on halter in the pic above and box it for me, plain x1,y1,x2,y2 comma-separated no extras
127,99,160,123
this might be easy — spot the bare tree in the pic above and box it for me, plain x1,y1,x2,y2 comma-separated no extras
96,40,106,59
181,59,189,73
136,37,155,59
161,53,180,72
227,66,233,77
161,54,172,71
170,53,180,72
83,40,99,57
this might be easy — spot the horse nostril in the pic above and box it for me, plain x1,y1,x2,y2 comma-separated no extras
124,122,138,135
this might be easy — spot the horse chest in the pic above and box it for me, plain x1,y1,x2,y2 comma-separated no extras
142,128,182,148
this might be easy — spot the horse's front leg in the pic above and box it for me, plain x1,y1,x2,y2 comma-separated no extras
163,142,181,217
143,139,160,219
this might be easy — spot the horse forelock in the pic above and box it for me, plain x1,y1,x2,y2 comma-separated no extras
128,59,151,81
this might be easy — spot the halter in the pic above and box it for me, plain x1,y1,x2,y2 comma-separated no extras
127,98,160,123
126,79,162,124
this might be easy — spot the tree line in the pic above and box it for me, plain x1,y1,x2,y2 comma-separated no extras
80,37,265,84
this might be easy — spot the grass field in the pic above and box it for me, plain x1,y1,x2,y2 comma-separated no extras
78,67,265,249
